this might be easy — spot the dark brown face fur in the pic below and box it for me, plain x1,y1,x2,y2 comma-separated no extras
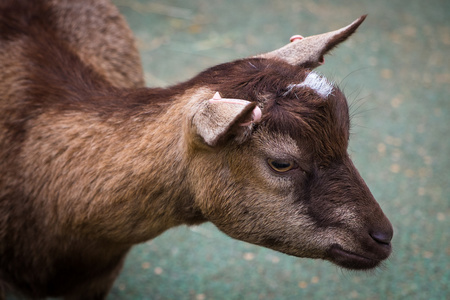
187,58,393,269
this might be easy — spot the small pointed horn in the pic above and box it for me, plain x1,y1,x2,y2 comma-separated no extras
256,15,367,68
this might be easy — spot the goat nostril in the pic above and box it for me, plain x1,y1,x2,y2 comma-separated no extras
370,231,392,246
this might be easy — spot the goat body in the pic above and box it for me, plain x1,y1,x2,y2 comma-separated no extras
0,1,393,299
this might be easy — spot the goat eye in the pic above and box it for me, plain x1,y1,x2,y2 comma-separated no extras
267,159,295,173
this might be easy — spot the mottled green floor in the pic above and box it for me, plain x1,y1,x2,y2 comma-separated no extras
107,0,450,299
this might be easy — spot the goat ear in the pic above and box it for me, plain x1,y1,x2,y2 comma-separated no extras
192,92,262,147
255,15,367,68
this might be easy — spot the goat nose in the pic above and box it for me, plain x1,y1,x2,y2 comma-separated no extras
370,230,393,245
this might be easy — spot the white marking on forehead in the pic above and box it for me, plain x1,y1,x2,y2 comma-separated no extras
285,72,334,98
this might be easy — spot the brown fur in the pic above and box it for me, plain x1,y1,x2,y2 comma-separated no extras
0,1,392,299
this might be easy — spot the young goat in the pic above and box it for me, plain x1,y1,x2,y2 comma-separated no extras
0,0,393,299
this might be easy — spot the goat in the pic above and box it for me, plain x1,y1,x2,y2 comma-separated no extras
0,0,393,299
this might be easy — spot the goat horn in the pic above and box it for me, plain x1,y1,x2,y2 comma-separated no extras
255,15,367,68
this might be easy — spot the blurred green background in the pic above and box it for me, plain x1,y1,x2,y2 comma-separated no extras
108,0,449,299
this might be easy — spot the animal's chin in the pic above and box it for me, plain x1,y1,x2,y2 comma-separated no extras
327,244,382,270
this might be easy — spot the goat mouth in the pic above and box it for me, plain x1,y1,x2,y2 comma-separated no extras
327,244,381,270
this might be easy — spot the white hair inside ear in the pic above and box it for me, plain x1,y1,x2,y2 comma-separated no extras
192,92,261,147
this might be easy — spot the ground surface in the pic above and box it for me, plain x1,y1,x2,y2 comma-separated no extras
9,0,450,299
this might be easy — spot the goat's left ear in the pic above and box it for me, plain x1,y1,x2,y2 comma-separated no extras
192,92,261,147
